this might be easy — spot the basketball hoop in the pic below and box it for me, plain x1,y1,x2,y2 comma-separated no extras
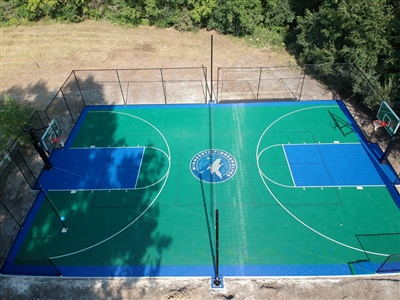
52,136,66,148
373,120,387,131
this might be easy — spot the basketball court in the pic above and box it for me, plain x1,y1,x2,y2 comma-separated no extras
2,100,400,279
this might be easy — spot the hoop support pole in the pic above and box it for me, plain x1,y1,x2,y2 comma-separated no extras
380,134,399,164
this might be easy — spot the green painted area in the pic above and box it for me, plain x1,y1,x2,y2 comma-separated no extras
14,102,400,275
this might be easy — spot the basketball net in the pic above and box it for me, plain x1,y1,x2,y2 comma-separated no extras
52,136,66,148
373,120,387,131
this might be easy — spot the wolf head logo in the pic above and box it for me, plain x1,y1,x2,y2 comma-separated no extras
190,149,237,183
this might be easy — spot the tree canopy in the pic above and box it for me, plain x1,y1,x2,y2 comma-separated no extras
1,0,399,110
0,97,32,152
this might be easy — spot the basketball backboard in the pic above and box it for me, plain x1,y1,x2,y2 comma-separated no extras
40,119,61,153
377,101,400,137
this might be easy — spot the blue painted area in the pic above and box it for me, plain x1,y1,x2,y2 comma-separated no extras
37,147,144,190
3,101,399,278
82,100,336,111
1,262,356,277
335,101,400,206
285,143,385,187
378,261,400,273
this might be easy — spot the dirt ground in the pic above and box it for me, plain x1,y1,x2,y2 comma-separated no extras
0,20,295,108
1,20,399,299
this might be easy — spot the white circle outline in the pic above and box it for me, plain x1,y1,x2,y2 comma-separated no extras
256,105,389,257
50,110,171,259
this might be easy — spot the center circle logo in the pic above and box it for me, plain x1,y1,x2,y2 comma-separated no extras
190,149,237,183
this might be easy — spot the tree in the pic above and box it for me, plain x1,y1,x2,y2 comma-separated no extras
295,0,394,108
263,0,295,30
188,0,217,26
0,97,32,152
207,0,264,36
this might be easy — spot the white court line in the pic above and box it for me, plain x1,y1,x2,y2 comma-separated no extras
258,143,385,189
256,105,390,257
50,110,171,260
135,146,145,189
282,144,296,187
49,146,170,191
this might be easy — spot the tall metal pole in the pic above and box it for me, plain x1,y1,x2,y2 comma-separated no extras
213,209,221,287
380,134,398,164
210,35,214,102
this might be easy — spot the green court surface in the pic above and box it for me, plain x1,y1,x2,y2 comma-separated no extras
2,101,400,277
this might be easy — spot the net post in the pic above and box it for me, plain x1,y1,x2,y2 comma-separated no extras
212,209,223,288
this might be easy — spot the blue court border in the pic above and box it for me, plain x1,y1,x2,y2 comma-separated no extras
2,100,399,277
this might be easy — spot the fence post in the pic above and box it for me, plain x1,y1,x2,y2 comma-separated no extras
73,71,86,106
60,89,76,125
116,70,126,105
160,68,167,104
216,68,220,103
298,71,306,101
256,67,262,100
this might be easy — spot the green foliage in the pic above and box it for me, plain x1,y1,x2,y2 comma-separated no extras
106,0,142,25
207,0,264,36
0,97,33,151
188,0,217,25
1,0,399,109
263,0,295,28
290,0,323,16
246,26,284,48
0,0,89,23
296,0,395,109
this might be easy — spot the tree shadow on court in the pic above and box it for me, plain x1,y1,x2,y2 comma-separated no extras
0,79,57,271
1,75,172,285
94,141,171,277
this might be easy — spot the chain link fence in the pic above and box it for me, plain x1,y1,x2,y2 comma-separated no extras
1,64,399,273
